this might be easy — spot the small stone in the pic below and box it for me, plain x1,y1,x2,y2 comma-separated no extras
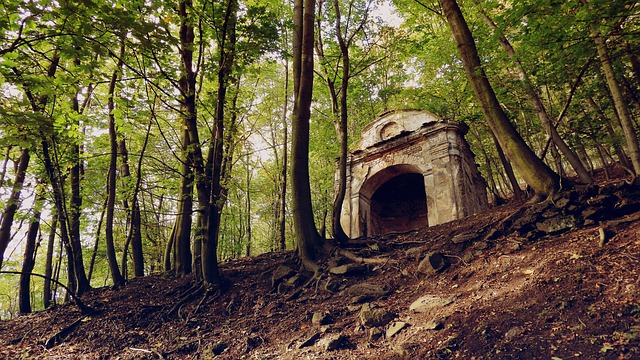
536,215,577,234
423,318,444,330
329,263,367,275
298,332,321,349
409,294,456,313
317,334,347,351
360,304,396,328
312,311,332,325
271,265,294,287
345,283,392,298
452,231,478,244
504,326,524,340
386,321,409,338
417,252,449,275
405,246,424,260
472,241,489,250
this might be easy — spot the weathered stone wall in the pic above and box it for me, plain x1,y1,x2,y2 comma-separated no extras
340,110,487,238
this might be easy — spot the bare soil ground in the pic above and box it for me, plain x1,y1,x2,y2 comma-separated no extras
1,171,639,359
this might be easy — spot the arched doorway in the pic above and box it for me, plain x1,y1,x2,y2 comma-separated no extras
359,164,428,237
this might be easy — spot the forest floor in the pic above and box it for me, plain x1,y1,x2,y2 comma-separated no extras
1,169,640,359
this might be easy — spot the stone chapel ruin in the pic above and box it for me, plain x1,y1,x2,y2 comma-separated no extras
340,110,488,238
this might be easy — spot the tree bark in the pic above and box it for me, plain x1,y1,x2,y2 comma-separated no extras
43,213,57,309
474,1,592,183
69,72,90,294
88,197,107,282
592,29,640,174
438,0,559,198
201,0,238,288
278,56,289,251
106,44,126,287
292,0,326,271
0,148,30,270
490,132,524,200
19,189,43,314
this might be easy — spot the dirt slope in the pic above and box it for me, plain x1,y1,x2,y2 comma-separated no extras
1,178,639,359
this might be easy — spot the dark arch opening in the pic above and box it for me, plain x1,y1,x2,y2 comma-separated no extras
359,167,428,237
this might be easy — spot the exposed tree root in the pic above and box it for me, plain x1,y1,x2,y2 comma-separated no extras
335,247,394,265
167,283,204,320
0,271,95,315
44,315,88,349
186,288,221,322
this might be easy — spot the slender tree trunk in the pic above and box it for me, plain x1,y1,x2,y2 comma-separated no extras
0,148,30,270
69,104,90,293
586,97,631,169
19,189,43,314
592,30,640,174
164,221,176,273
201,0,238,288
439,0,559,198
43,213,57,308
105,44,126,287
279,53,290,251
119,120,149,278
88,197,108,282
490,131,524,200
474,1,592,183
245,161,252,257
0,146,11,189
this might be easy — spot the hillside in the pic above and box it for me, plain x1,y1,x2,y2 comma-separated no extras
1,177,640,359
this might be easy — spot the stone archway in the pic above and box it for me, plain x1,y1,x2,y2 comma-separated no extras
359,165,428,237
340,110,488,238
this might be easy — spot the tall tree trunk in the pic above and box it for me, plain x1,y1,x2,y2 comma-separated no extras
279,56,289,251
585,97,631,170
42,138,89,295
119,120,150,278
438,0,559,198
69,93,90,294
43,213,57,309
105,43,126,287
88,197,108,282
174,0,199,278
245,160,252,257
490,132,524,200
592,30,640,174
474,1,592,183
292,0,325,271
0,148,30,270
175,132,194,276
201,0,238,288
19,188,43,314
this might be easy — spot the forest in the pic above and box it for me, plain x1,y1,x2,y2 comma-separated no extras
0,0,638,333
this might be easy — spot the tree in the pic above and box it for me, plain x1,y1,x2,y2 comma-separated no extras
472,0,592,184
19,186,43,314
315,0,377,243
438,0,560,198
291,0,327,271
105,40,126,287
0,148,30,270
592,29,640,174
